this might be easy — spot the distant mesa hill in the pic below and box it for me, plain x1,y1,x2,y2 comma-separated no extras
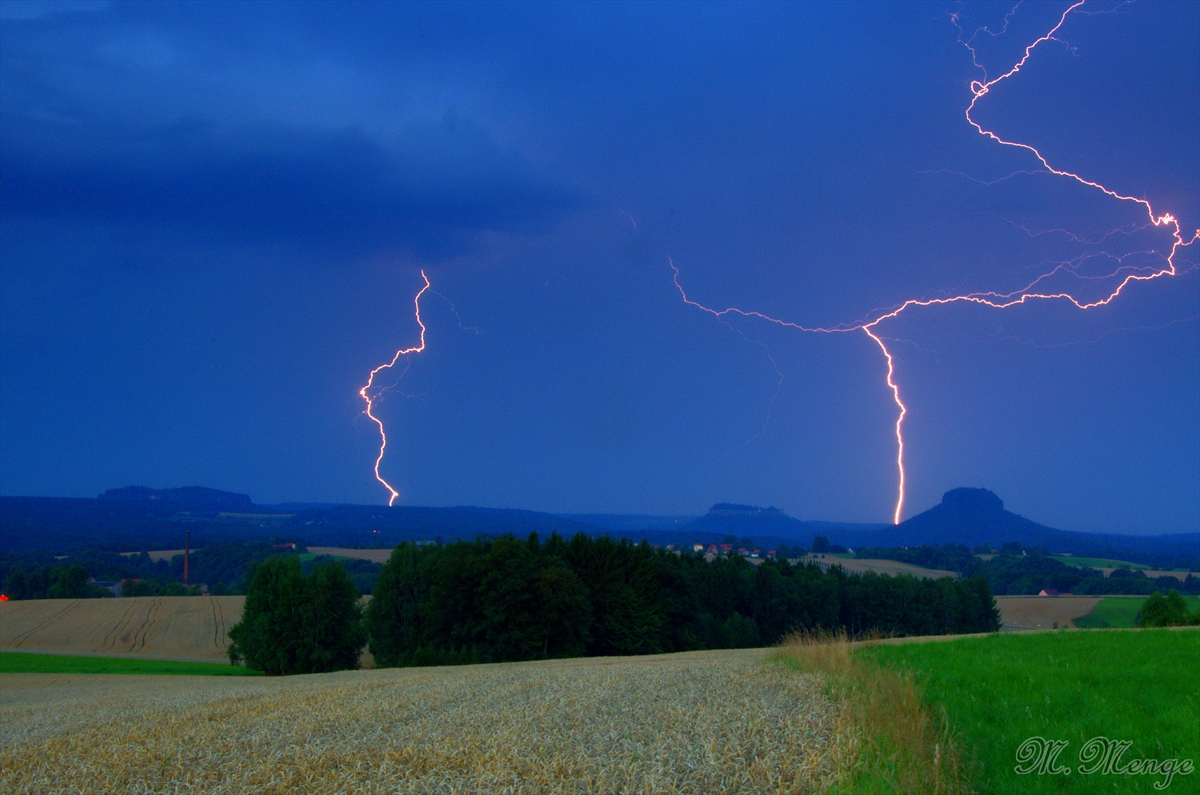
671,489,1196,563
708,504,788,516
677,504,885,550
892,487,1030,546
883,487,1197,560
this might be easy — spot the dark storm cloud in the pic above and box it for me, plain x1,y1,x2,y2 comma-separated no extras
0,0,585,262
0,113,584,261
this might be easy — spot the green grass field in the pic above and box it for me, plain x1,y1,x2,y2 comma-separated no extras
1073,596,1200,629
0,651,258,676
858,630,1199,794
1049,555,1140,569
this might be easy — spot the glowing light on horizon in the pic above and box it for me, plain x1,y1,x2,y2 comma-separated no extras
672,1,1197,524
360,271,431,506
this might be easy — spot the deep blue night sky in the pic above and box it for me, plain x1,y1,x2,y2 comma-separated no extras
2,1,1196,533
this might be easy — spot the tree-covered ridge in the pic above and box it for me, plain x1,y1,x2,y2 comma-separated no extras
365,533,1000,667
855,544,1200,596
1,543,383,598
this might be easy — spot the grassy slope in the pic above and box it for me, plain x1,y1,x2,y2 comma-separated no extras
1074,596,1200,629
0,651,257,676
858,630,1199,794
1048,556,1189,572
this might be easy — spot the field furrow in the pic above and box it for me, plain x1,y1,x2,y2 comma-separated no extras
93,598,139,654
6,601,83,648
209,597,221,651
131,598,160,652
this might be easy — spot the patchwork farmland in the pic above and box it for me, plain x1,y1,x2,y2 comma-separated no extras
2,594,1192,793
991,594,1164,631
993,595,1103,631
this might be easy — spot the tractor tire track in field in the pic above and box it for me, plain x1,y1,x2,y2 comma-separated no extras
94,598,140,653
210,597,229,651
8,600,82,648
130,598,161,652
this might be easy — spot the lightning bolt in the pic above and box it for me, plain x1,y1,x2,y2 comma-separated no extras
673,0,1198,524
360,270,431,506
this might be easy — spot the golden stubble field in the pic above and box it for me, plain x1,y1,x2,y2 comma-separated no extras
0,596,240,663
802,556,959,580
307,546,393,563
0,649,846,795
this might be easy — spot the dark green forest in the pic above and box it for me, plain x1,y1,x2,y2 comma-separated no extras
1,543,382,599
364,533,1000,667
856,544,1200,595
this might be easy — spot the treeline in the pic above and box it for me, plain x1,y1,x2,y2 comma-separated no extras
1,543,383,598
857,544,986,575
3,564,112,600
362,534,1000,668
120,579,203,597
856,544,1200,596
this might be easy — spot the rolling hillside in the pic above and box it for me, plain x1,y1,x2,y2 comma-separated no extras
3,486,1195,568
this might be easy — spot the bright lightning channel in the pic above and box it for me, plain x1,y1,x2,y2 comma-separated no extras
672,0,1198,525
360,270,431,506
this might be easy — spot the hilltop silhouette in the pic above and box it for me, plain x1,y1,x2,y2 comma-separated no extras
670,488,1196,562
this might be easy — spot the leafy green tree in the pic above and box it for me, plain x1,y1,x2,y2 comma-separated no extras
365,543,435,667
5,568,29,599
227,556,366,674
367,537,593,666
719,613,760,648
305,560,369,672
533,556,592,657
121,578,159,597
49,565,91,599
1138,590,1191,628
120,578,200,597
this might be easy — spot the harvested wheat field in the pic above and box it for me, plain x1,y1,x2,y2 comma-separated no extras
994,595,1102,630
0,596,240,663
307,546,392,563
825,557,956,580
0,648,845,795
796,556,958,580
